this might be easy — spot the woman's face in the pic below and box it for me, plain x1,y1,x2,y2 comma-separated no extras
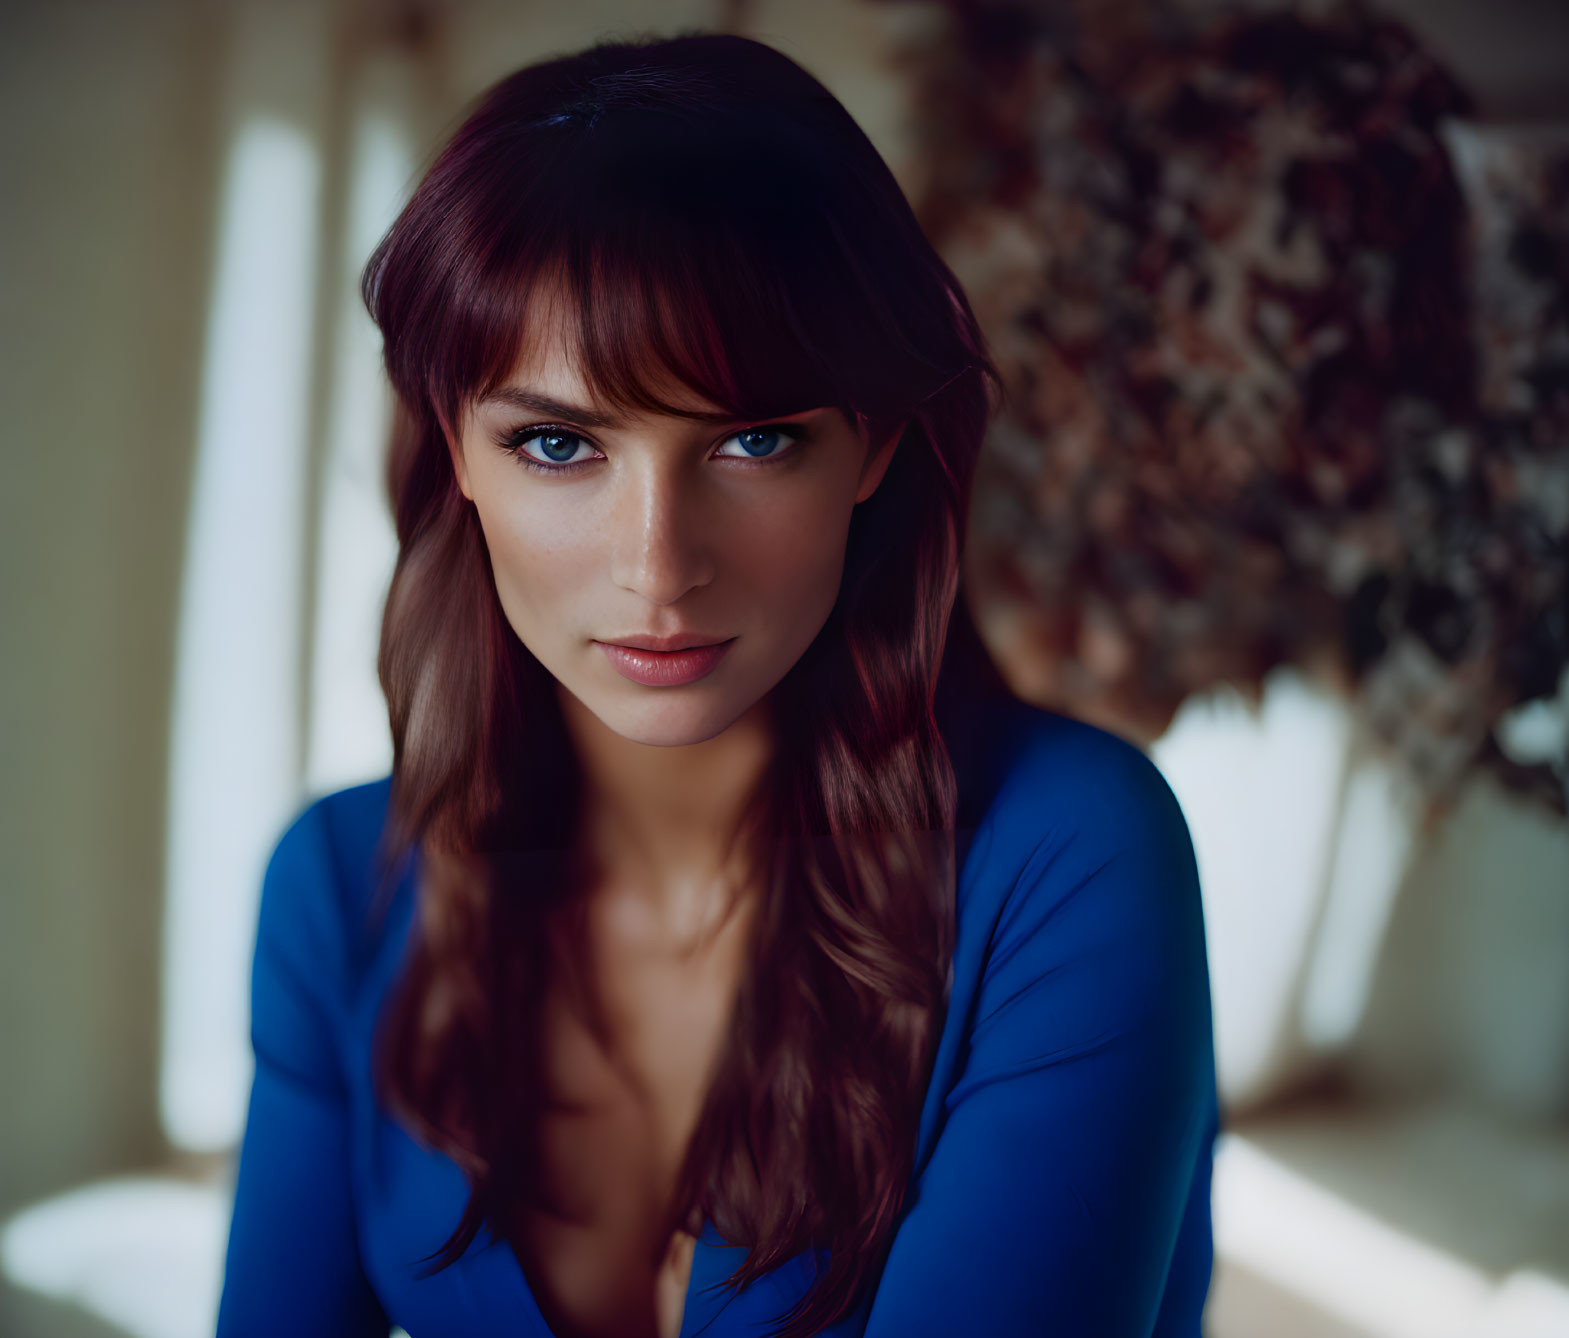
451,323,899,749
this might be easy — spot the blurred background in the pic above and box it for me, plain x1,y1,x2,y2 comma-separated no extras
2,0,1566,1334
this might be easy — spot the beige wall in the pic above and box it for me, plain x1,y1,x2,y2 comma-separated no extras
1,0,223,1214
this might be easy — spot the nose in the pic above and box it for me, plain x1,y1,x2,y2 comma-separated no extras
607,461,716,606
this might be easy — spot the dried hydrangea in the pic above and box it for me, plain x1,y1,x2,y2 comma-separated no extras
898,0,1568,815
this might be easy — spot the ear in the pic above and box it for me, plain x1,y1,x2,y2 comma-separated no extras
854,419,904,504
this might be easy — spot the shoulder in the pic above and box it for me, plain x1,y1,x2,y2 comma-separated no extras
987,705,1189,853
967,701,1192,877
949,705,1213,1099
959,703,1201,951
255,775,399,983
246,776,397,1087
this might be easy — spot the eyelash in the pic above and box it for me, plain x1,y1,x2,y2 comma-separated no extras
496,422,808,476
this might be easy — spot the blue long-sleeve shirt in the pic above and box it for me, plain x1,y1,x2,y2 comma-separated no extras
216,697,1219,1336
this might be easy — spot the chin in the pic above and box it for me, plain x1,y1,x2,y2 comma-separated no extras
612,702,748,748
563,684,744,748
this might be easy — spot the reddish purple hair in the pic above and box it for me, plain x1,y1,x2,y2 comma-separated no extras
361,31,1000,1336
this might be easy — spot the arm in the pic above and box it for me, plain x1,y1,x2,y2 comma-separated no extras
216,800,391,1338
863,753,1217,1337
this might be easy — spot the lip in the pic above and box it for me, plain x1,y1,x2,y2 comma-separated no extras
602,632,732,652
597,638,735,687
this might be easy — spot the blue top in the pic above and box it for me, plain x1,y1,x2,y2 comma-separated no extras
217,698,1219,1337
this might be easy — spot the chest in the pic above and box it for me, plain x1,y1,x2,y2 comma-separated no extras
513,894,753,1338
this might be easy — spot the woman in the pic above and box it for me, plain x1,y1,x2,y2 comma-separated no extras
216,31,1218,1338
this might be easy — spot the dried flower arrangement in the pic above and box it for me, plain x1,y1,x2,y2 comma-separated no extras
896,0,1569,817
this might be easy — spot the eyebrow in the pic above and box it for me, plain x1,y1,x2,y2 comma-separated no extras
476,385,748,428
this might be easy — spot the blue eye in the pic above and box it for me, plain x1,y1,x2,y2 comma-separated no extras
717,426,801,461
503,428,595,473
497,422,806,476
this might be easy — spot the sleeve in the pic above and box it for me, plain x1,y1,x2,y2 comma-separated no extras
861,749,1217,1337
215,800,392,1338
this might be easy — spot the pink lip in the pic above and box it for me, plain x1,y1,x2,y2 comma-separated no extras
597,638,735,686
605,631,731,652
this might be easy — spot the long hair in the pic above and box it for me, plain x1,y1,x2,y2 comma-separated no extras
361,32,999,1336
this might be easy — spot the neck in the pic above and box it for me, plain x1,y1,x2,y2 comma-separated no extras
555,682,776,916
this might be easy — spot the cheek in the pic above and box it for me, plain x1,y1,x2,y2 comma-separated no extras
471,491,594,624
722,487,854,611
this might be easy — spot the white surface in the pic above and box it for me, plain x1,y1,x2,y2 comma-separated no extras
303,57,414,799
1151,666,1364,1105
1213,1123,1569,1338
1214,1131,1494,1338
160,106,322,1153
159,0,335,1156
1,1177,228,1338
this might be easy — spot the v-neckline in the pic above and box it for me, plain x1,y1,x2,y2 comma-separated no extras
377,855,743,1338
484,1217,728,1338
